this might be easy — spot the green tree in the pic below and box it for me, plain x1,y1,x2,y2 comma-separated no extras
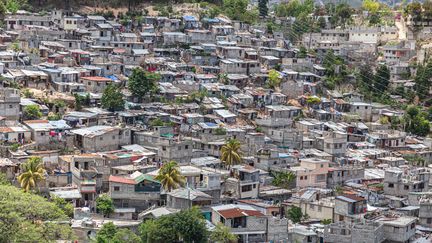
112,228,141,243
274,0,314,18
404,1,422,22
220,138,243,169
74,93,83,111
47,112,61,121
128,68,160,101
318,16,326,29
17,156,45,192
332,3,353,27
362,0,380,13
267,69,281,89
258,0,268,17
374,64,390,94
404,106,430,137
96,222,117,243
155,161,185,192
287,206,303,223
101,83,125,112
139,207,208,243
23,104,42,120
150,118,165,127
174,207,209,242
139,218,176,242
297,46,307,58
0,183,73,242
357,64,375,100
52,196,74,218
96,193,115,217
334,185,344,195
272,171,296,189
321,219,332,225
415,60,432,100
0,172,10,185
210,223,238,243
222,0,258,24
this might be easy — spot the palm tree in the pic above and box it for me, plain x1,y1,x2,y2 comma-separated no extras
272,171,296,189
17,156,46,192
220,138,243,170
155,161,185,192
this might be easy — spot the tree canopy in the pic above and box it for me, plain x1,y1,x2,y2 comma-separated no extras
222,0,258,24
128,68,160,101
101,83,125,112
139,207,208,243
23,104,42,120
96,193,115,217
0,183,73,242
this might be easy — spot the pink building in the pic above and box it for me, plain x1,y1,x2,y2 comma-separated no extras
290,158,330,189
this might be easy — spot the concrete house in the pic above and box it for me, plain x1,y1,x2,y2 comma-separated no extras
71,125,132,152
81,76,114,93
289,158,330,189
350,102,372,122
265,105,301,119
133,127,193,163
23,119,71,149
68,154,106,208
0,88,20,120
211,204,267,243
224,165,260,199
383,167,430,197
166,187,212,210
108,171,161,212
334,194,367,222
376,216,417,243
324,221,385,243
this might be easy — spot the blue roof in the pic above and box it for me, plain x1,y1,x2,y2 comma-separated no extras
183,15,197,21
203,17,220,23
278,153,290,158
205,122,217,127
105,75,119,81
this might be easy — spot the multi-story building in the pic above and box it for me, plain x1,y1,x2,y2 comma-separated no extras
334,194,367,222
0,88,20,120
108,171,161,212
383,167,430,197
224,165,260,199
324,221,385,243
290,158,330,189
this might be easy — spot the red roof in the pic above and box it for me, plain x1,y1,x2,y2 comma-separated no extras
109,175,135,185
24,120,49,124
81,76,112,82
218,208,264,219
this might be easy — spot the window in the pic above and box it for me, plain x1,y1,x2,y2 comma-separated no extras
253,184,256,188
162,146,166,151
309,204,315,210
114,186,120,191
100,137,103,140
40,132,45,136
427,218,432,224
241,185,252,192
178,146,182,150
185,145,189,149
404,185,409,190
388,183,394,188
300,176,303,180
304,176,308,180
112,135,116,140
